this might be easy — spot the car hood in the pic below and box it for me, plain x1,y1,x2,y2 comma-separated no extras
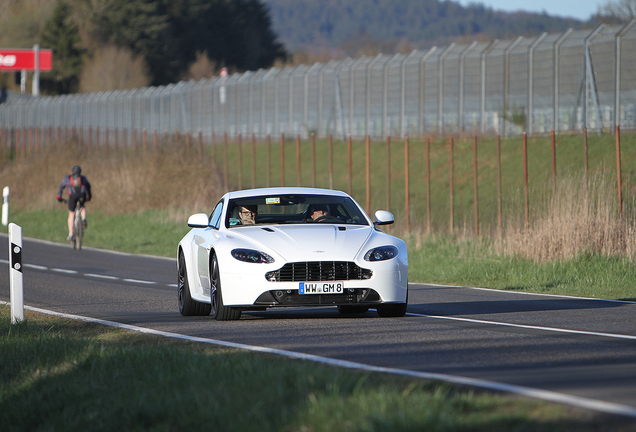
230,224,373,262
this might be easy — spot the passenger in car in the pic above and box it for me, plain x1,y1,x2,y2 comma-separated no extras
238,205,258,225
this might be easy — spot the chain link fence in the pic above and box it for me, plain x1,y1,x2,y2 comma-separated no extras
1,21,635,146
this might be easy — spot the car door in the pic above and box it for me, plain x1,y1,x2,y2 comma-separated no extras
195,200,224,296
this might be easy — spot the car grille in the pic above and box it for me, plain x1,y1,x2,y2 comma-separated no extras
266,261,372,282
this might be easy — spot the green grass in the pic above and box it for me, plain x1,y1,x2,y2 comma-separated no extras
406,235,636,302
2,307,631,432
10,208,189,257
9,208,636,301
218,133,636,232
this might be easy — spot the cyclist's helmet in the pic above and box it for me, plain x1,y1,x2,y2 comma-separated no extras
72,165,81,176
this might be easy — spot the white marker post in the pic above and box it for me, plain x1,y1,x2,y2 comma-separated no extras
2,186,9,226
9,223,23,323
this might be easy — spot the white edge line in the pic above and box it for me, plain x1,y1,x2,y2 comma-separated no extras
406,313,636,341
0,233,176,262
413,282,635,304
51,268,77,274
85,274,119,280
5,301,636,419
122,279,156,285
24,264,48,271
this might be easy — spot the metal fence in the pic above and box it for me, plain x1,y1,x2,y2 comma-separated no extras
1,21,635,145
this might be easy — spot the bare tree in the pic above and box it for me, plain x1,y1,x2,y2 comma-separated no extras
597,0,636,22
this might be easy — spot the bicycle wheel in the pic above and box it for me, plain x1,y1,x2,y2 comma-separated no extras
73,207,83,250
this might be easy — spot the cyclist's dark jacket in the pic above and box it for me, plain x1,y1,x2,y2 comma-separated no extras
57,174,92,200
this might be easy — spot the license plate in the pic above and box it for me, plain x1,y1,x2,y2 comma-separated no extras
299,282,344,294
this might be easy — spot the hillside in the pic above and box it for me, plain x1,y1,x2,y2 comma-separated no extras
261,0,589,53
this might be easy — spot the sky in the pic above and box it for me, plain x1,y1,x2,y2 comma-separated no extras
455,0,604,21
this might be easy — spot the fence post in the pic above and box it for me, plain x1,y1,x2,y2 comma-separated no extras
348,136,352,195
551,130,557,198
9,223,23,324
386,136,391,211
473,136,479,236
251,134,256,189
523,132,529,228
366,135,370,215
238,133,243,190
449,137,454,233
311,133,316,188
296,134,301,187
497,135,502,236
404,137,410,232
266,134,271,188
616,125,623,219
329,134,334,190
426,137,431,234
280,133,285,187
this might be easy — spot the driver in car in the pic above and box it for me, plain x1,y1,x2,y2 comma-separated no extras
308,204,331,222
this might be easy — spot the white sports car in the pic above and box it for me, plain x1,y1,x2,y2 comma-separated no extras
177,187,408,320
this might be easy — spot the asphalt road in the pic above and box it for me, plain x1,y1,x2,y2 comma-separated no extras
2,235,636,417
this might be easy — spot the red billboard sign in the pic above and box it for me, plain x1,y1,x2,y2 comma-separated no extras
0,49,52,72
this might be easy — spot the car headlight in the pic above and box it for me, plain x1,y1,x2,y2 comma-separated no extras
231,249,274,264
364,246,398,262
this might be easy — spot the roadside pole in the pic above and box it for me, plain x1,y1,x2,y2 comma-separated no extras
9,223,23,323
2,186,8,226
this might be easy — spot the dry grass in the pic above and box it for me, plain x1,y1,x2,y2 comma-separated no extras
0,141,226,221
493,171,636,262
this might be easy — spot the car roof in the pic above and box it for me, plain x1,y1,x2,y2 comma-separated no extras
224,187,351,200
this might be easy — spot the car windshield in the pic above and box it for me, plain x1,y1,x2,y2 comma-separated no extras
226,194,369,227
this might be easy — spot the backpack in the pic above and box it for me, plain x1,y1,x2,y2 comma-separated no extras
71,175,82,193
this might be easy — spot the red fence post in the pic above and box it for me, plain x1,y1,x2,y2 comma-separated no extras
523,132,529,228
449,137,454,233
238,133,243,190
473,136,479,236
296,134,301,187
616,125,623,219
404,137,410,232
280,133,285,187
497,135,502,236
426,137,431,234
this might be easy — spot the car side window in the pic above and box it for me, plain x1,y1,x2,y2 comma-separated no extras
209,200,224,229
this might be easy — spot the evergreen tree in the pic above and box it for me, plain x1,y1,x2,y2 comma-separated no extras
41,1,87,94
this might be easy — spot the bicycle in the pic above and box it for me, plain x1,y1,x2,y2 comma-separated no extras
62,198,85,250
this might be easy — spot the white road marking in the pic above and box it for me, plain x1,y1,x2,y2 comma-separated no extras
4,301,636,419
24,264,48,270
51,268,77,274
406,312,636,340
85,273,119,280
123,279,156,285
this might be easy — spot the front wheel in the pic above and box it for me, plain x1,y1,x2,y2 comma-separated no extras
210,254,241,321
178,252,211,316
73,210,83,250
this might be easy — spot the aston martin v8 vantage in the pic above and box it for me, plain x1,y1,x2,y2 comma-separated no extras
177,187,408,320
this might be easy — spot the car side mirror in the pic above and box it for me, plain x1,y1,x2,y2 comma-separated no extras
374,210,394,226
187,213,210,228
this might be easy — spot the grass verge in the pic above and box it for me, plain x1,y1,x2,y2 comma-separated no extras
8,208,636,301
2,307,632,432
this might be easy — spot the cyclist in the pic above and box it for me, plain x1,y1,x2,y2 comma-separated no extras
57,165,92,241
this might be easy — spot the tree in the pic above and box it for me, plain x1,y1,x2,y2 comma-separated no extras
41,1,86,94
90,0,287,86
596,0,636,22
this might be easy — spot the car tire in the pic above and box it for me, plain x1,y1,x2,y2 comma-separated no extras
337,305,369,314
178,251,211,316
210,254,241,321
